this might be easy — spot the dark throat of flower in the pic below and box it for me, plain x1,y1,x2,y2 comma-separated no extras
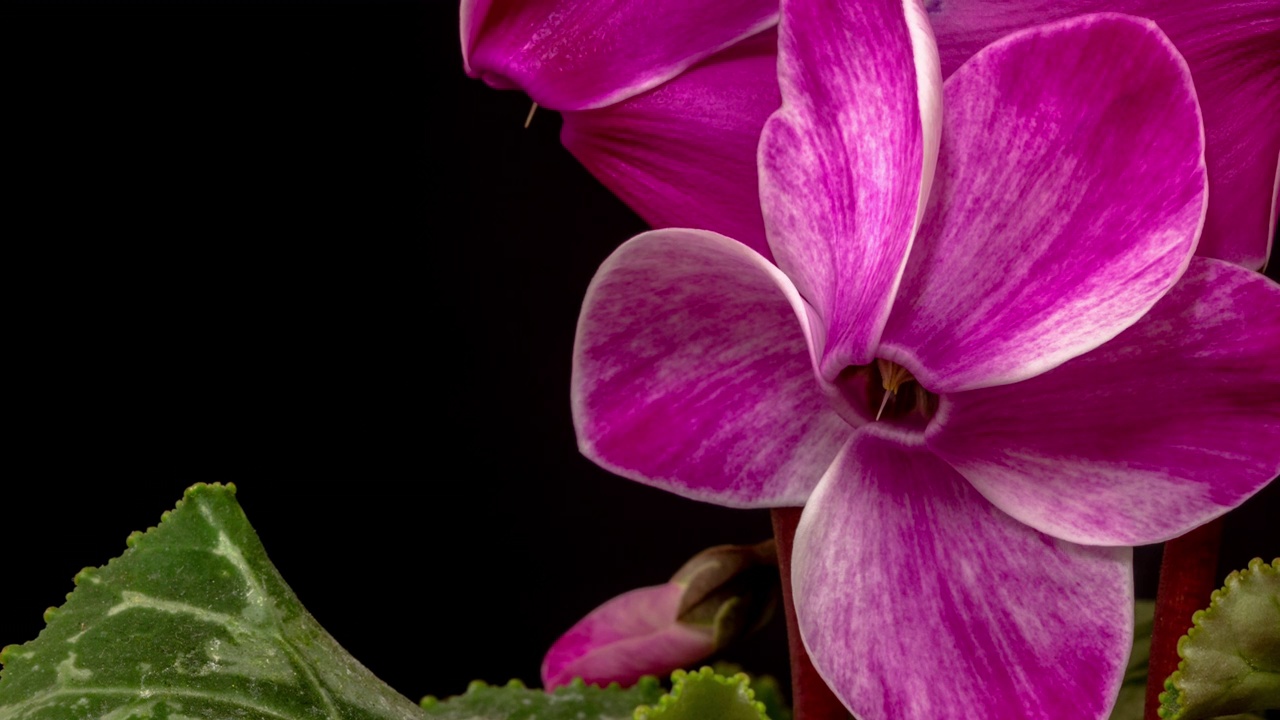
869,358,938,424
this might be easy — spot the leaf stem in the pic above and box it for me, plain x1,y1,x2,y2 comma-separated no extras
771,508,849,720
1144,517,1223,720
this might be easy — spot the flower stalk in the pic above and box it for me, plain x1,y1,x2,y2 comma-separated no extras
772,508,849,720
1144,518,1223,720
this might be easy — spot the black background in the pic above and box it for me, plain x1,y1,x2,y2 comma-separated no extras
2,0,1277,707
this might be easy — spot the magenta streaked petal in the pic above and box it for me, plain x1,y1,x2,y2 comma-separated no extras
572,229,852,508
929,0,1280,269
927,258,1280,546
541,582,714,690
461,0,777,111
791,427,1132,720
561,29,780,260
759,0,942,376
879,15,1206,393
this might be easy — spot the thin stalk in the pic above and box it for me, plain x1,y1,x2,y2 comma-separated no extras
771,508,850,720
1144,518,1223,720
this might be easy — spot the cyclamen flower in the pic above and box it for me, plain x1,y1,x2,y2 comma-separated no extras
461,0,1279,269
571,1,1280,718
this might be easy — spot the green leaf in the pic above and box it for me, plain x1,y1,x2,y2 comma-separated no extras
0,483,424,720
739,674,789,720
418,669,784,720
672,542,780,652
633,667,770,720
709,663,790,720
419,677,664,720
1159,557,1280,720
1107,601,1265,720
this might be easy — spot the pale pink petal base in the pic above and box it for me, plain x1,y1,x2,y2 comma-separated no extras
572,229,851,508
759,0,941,374
561,29,780,260
928,258,1280,546
541,582,714,690
792,427,1133,720
880,15,1205,392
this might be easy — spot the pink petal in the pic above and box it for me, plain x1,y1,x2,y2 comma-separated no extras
927,258,1280,546
929,0,1280,270
560,29,781,261
572,229,851,508
461,0,777,111
792,427,1133,720
758,0,942,377
879,15,1206,393
541,582,714,690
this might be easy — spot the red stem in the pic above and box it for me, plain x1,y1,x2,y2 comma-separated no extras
771,508,850,720
1144,518,1223,720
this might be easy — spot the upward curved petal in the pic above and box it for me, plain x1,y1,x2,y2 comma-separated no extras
879,15,1206,393
759,0,942,377
927,258,1280,546
572,229,852,508
561,29,780,260
928,0,1280,269
461,0,777,111
792,427,1133,720
541,582,714,690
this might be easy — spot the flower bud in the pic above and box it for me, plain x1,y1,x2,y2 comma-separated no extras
541,541,778,690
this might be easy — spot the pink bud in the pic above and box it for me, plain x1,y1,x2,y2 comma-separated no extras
541,541,778,690
540,582,715,690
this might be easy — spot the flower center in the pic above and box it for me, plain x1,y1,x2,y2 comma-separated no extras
835,359,939,429
871,358,937,422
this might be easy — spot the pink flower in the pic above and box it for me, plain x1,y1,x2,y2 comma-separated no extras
540,542,777,690
461,0,1279,269
569,1,1280,718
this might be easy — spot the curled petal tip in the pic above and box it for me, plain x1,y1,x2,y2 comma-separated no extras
542,540,780,690
541,582,715,691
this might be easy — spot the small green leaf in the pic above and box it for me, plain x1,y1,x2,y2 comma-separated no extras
672,542,779,651
1159,557,1280,720
419,676,664,720
0,483,424,720
633,667,770,720
710,663,790,720
1106,602,1265,720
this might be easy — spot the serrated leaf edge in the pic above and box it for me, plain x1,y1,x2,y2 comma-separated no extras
419,675,665,712
633,667,770,720
1157,557,1280,719
0,483,238,675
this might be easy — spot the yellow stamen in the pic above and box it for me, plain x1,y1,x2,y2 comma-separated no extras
875,388,893,421
875,358,915,421
877,358,914,393
524,101,538,129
